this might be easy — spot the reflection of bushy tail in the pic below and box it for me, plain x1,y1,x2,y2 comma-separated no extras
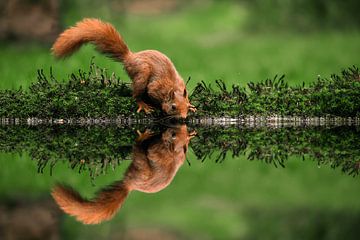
51,182,129,224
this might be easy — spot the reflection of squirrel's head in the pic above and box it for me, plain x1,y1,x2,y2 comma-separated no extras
131,124,196,193
52,125,196,225
161,124,196,154
161,79,196,119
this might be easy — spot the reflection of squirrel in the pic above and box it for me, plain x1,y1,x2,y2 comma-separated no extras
51,125,196,224
52,18,196,118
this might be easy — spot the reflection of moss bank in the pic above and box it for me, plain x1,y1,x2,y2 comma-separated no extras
0,62,360,118
192,126,360,177
0,125,136,179
1,125,359,178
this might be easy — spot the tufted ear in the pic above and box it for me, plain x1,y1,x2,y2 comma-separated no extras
169,90,175,99
183,89,187,97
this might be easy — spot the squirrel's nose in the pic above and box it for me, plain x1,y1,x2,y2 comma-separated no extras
180,112,187,119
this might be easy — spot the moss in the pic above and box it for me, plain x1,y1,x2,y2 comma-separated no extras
0,61,360,118
191,68,360,117
0,61,157,119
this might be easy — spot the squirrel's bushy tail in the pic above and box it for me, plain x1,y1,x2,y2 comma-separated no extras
51,182,129,224
52,18,130,61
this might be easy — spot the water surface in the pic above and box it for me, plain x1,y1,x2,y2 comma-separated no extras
0,122,359,239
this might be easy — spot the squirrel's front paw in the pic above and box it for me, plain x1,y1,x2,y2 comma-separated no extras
188,104,197,113
188,130,197,139
136,101,154,114
136,129,154,141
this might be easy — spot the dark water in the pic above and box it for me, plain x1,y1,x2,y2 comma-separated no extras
0,123,360,239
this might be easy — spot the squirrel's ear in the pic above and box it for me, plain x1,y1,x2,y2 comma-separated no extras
183,89,187,97
170,90,175,99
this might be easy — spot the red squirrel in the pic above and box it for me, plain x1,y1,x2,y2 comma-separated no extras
52,18,196,118
51,125,196,224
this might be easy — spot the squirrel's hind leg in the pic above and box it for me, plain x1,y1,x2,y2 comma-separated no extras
129,64,154,114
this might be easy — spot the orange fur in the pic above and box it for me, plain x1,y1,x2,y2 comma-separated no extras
51,182,129,224
51,125,196,224
52,18,196,118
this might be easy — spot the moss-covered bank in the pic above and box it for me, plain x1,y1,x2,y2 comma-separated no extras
1,61,360,118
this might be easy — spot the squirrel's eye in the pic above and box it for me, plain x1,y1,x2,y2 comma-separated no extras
171,132,176,139
171,104,176,110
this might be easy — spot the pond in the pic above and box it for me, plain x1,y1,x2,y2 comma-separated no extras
0,119,360,239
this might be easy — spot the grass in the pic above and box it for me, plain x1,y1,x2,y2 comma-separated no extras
1,61,360,118
1,1,360,239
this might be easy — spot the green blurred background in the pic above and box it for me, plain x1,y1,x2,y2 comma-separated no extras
1,0,360,90
1,0,360,239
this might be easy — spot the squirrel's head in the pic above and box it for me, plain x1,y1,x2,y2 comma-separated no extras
161,81,196,119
